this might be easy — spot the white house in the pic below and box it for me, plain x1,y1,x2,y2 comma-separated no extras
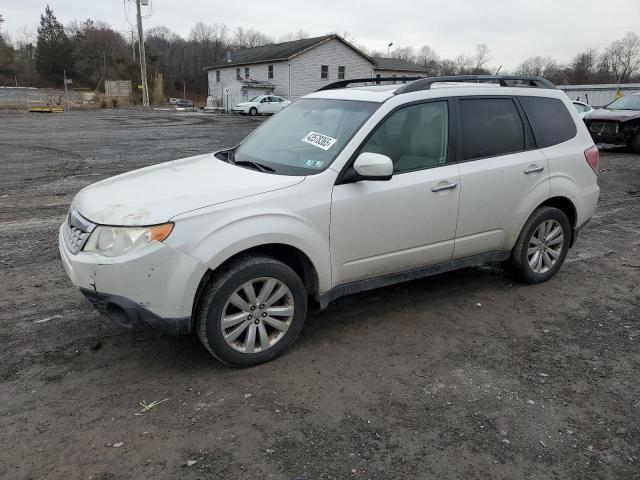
372,57,428,83
205,35,376,110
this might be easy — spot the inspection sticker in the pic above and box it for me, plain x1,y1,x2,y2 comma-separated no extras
302,131,337,151
303,159,325,169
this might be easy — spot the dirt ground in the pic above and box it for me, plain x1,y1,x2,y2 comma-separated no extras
0,109,638,480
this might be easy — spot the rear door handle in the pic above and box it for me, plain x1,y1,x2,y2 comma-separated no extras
431,182,458,193
524,166,544,174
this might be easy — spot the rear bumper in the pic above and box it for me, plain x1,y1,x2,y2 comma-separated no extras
80,288,190,335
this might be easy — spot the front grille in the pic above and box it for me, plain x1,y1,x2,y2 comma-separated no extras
589,121,619,134
63,208,96,254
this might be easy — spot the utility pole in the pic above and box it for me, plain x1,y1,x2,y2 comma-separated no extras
63,70,70,111
183,80,186,100
135,0,150,108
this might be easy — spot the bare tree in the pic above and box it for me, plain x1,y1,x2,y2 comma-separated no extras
232,27,272,49
415,45,439,75
472,44,491,73
454,54,474,74
600,32,640,83
390,46,415,61
517,56,556,76
69,19,130,86
568,49,597,84
278,30,309,43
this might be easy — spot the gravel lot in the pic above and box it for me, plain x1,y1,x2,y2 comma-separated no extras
0,109,639,479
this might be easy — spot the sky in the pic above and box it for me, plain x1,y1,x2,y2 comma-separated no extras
2,0,640,70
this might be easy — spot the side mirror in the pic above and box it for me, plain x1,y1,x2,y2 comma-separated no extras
352,152,393,181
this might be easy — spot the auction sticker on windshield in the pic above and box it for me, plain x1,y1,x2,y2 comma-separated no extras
302,131,337,151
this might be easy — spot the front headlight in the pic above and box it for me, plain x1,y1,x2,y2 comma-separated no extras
83,223,173,257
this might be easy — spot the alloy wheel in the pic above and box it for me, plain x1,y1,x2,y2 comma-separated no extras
220,277,295,354
527,219,564,274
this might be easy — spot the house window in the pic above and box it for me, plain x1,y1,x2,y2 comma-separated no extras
321,65,329,80
216,71,220,83
268,65,274,79
245,67,250,79
338,66,346,80
236,68,241,80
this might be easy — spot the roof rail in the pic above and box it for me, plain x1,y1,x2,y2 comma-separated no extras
394,75,556,94
317,76,425,91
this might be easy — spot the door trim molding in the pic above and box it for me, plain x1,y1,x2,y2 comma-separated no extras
316,250,510,309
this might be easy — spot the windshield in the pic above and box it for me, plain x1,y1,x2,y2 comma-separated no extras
606,95,640,110
233,98,379,175
249,96,261,102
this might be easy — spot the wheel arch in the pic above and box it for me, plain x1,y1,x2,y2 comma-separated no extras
536,196,578,245
191,243,321,325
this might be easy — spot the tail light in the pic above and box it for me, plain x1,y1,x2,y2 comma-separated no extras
584,145,599,174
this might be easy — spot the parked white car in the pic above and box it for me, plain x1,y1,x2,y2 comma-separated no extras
573,100,594,118
60,75,599,367
233,95,291,115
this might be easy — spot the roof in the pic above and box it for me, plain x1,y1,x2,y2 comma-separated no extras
373,57,427,73
205,35,374,69
559,83,640,91
306,82,569,104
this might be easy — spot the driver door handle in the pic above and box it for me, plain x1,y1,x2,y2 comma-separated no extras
524,165,544,174
431,182,458,193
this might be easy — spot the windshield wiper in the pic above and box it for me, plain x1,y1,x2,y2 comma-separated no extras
222,148,276,173
232,159,276,173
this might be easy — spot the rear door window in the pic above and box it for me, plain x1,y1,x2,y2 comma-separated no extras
520,96,577,148
459,98,525,160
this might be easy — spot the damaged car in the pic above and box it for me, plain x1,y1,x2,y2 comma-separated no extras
584,92,640,152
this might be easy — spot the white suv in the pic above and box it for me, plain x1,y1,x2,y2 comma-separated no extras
59,75,600,366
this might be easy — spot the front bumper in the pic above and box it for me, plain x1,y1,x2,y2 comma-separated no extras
59,224,206,335
589,131,627,146
80,288,190,334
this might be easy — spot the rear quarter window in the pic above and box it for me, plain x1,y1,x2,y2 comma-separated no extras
519,96,577,148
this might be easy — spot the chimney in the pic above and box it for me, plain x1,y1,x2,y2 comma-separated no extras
226,51,232,63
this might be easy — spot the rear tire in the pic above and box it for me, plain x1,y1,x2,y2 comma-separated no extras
506,206,571,284
196,255,307,367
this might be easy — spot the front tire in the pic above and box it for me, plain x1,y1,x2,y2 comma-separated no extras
249,107,258,116
196,255,308,367
506,206,571,284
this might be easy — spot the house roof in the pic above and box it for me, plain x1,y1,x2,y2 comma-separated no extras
373,57,427,73
205,35,374,69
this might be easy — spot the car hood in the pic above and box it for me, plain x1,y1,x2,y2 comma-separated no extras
74,153,305,226
236,102,252,107
585,108,640,122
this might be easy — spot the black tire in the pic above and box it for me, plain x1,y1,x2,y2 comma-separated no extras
196,255,307,367
249,107,258,116
630,133,640,154
506,206,571,284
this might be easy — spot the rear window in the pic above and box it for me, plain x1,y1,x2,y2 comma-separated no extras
519,96,577,148
460,98,525,160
